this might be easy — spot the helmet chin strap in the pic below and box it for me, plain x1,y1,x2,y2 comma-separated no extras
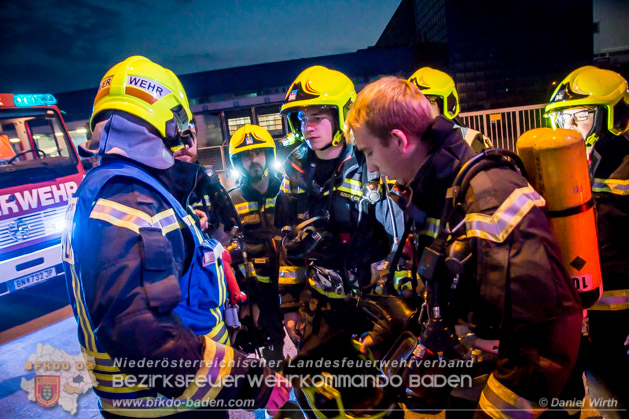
585,132,599,148
317,142,335,151
586,108,606,148
312,130,344,151
331,130,344,147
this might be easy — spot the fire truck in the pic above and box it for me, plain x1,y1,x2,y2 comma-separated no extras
0,94,84,297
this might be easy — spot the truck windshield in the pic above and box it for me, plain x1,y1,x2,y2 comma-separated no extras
0,108,79,188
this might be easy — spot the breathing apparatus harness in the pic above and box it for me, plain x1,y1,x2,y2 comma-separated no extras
381,151,526,405
224,180,282,358
225,227,267,358
354,177,413,297
296,149,527,417
409,149,524,350
281,147,362,294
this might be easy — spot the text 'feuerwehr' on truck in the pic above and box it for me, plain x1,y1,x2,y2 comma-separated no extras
0,94,85,296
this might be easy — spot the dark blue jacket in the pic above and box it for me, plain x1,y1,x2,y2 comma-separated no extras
62,157,275,416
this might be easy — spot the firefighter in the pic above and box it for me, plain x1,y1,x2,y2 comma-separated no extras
276,66,393,412
227,124,285,368
346,76,582,415
62,56,290,418
545,65,629,410
173,120,239,246
409,67,492,153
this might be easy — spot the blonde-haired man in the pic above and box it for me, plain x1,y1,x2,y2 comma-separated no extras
347,76,582,415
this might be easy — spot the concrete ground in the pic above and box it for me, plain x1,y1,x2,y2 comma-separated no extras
0,309,297,418
0,311,101,418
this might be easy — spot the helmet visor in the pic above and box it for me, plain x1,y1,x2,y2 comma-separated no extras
551,107,596,129
171,104,190,132
284,105,338,140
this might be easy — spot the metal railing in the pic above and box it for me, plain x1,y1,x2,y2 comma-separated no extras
459,104,549,151
197,104,551,170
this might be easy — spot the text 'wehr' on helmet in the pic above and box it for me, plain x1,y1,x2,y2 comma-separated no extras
90,55,195,151
545,65,629,146
280,65,356,147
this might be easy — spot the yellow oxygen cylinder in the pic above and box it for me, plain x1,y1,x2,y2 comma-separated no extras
516,128,602,308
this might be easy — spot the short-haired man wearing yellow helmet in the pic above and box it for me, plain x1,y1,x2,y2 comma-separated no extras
227,124,285,368
276,66,395,413
62,56,290,418
409,67,492,153
546,65,629,411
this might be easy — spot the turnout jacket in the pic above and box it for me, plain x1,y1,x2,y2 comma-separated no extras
62,156,275,417
274,143,391,308
456,124,493,154
407,117,582,413
589,133,629,311
228,175,282,283
190,165,240,237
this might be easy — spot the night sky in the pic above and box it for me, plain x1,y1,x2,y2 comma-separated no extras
0,0,400,94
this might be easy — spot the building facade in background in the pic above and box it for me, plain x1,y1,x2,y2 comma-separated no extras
56,0,627,173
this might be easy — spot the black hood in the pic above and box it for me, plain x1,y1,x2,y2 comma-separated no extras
408,116,476,216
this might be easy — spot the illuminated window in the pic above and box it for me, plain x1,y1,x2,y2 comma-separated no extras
69,128,88,147
227,116,251,135
257,113,283,132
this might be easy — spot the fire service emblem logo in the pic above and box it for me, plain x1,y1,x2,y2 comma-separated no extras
35,375,60,408
9,217,30,240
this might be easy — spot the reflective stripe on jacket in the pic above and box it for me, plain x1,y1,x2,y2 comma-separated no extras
62,158,273,415
229,176,281,283
407,116,582,410
274,144,390,306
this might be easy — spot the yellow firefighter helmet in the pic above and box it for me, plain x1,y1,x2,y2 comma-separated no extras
90,55,193,142
229,124,276,168
545,66,629,146
409,67,460,119
280,65,356,147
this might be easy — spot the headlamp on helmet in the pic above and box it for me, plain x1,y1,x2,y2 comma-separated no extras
280,66,356,147
409,67,460,119
545,66,629,146
90,55,194,151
